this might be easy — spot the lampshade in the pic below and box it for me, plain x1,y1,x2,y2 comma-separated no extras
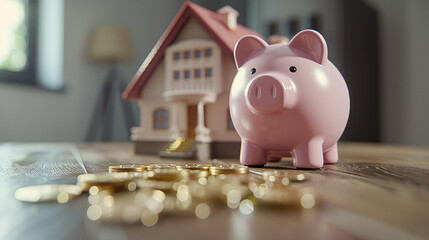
88,25,134,62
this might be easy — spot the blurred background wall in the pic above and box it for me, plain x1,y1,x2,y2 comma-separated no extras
0,0,428,146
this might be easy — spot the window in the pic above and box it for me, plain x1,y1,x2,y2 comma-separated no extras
194,49,201,58
0,0,38,84
184,70,191,79
227,108,235,130
173,52,180,60
204,48,212,57
173,71,180,80
205,68,212,78
194,69,201,78
184,50,191,59
154,109,169,129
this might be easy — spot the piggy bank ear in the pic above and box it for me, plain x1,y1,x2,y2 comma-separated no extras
289,30,328,65
234,35,268,69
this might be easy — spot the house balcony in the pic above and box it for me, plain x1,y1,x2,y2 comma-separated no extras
163,79,218,102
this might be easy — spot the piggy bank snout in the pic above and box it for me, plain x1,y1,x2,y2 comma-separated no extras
246,75,284,114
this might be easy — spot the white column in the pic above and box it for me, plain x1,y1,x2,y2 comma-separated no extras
195,101,211,142
197,101,205,129
169,102,183,141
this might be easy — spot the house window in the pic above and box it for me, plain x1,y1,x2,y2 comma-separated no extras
194,69,201,78
184,70,191,79
205,68,212,78
173,52,180,60
194,49,201,58
173,71,180,80
184,51,191,59
227,108,235,130
204,48,212,57
0,0,38,84
154,109,169,129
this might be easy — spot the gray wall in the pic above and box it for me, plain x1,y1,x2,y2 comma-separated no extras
365,0,429,146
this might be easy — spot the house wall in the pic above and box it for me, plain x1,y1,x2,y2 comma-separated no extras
206,52,240,142
141,61,166,100
206,93,240,142
133,99,171,141
223,52,239,95
174,18,212,42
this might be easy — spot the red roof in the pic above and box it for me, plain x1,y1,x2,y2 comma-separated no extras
122,1,262,100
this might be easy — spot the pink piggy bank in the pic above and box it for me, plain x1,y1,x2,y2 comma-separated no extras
230,30,350,169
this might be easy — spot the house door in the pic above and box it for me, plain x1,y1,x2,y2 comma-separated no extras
187,105,198,139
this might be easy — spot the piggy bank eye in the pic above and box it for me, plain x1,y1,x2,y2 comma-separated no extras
250,68,256,75
289,66,297,73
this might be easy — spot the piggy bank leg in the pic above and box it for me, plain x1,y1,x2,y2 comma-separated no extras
323,143,338,164
240,140,267,166
292,137,324,169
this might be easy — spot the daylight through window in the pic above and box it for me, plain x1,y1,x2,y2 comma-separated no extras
0,0,28,72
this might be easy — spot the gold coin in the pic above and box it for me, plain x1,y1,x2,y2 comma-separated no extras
178,169,210,181
15,184,82,203
209,165,248,175
288,173,307,182
183,169,210,179
230,165,249,174
109,164,147,173
145,168,183,181
263,171,307,182
175,164,211,171
135,179,175,191
146,164,177,171
77,173,136,191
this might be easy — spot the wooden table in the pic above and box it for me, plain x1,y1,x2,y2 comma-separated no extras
1,142,428,240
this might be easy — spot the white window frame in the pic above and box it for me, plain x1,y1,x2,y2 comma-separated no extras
165,39,221,94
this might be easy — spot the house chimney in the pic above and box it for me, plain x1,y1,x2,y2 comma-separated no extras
217,6,239,31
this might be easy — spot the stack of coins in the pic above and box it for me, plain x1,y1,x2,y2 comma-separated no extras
209,165,248,175
77,172,136,192
175,163,211,171
109,164,147,173
14,162,316,226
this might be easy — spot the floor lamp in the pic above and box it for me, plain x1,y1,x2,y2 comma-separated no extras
85,25,136,141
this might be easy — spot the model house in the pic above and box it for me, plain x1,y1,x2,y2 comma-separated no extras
122,1,262,159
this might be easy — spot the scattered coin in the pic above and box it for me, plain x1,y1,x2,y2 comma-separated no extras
288,173,307,182
109,164,147,173
209,165,248,175
263,171,307,183
146,164,177,171
135,179,175,192
15,184,83,203
77,173,136,191
19,162,315,226
182,169,210,180
175,164,211,171
145,169,183,181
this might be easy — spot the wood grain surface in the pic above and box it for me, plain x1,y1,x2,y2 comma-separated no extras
1,142,428,240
